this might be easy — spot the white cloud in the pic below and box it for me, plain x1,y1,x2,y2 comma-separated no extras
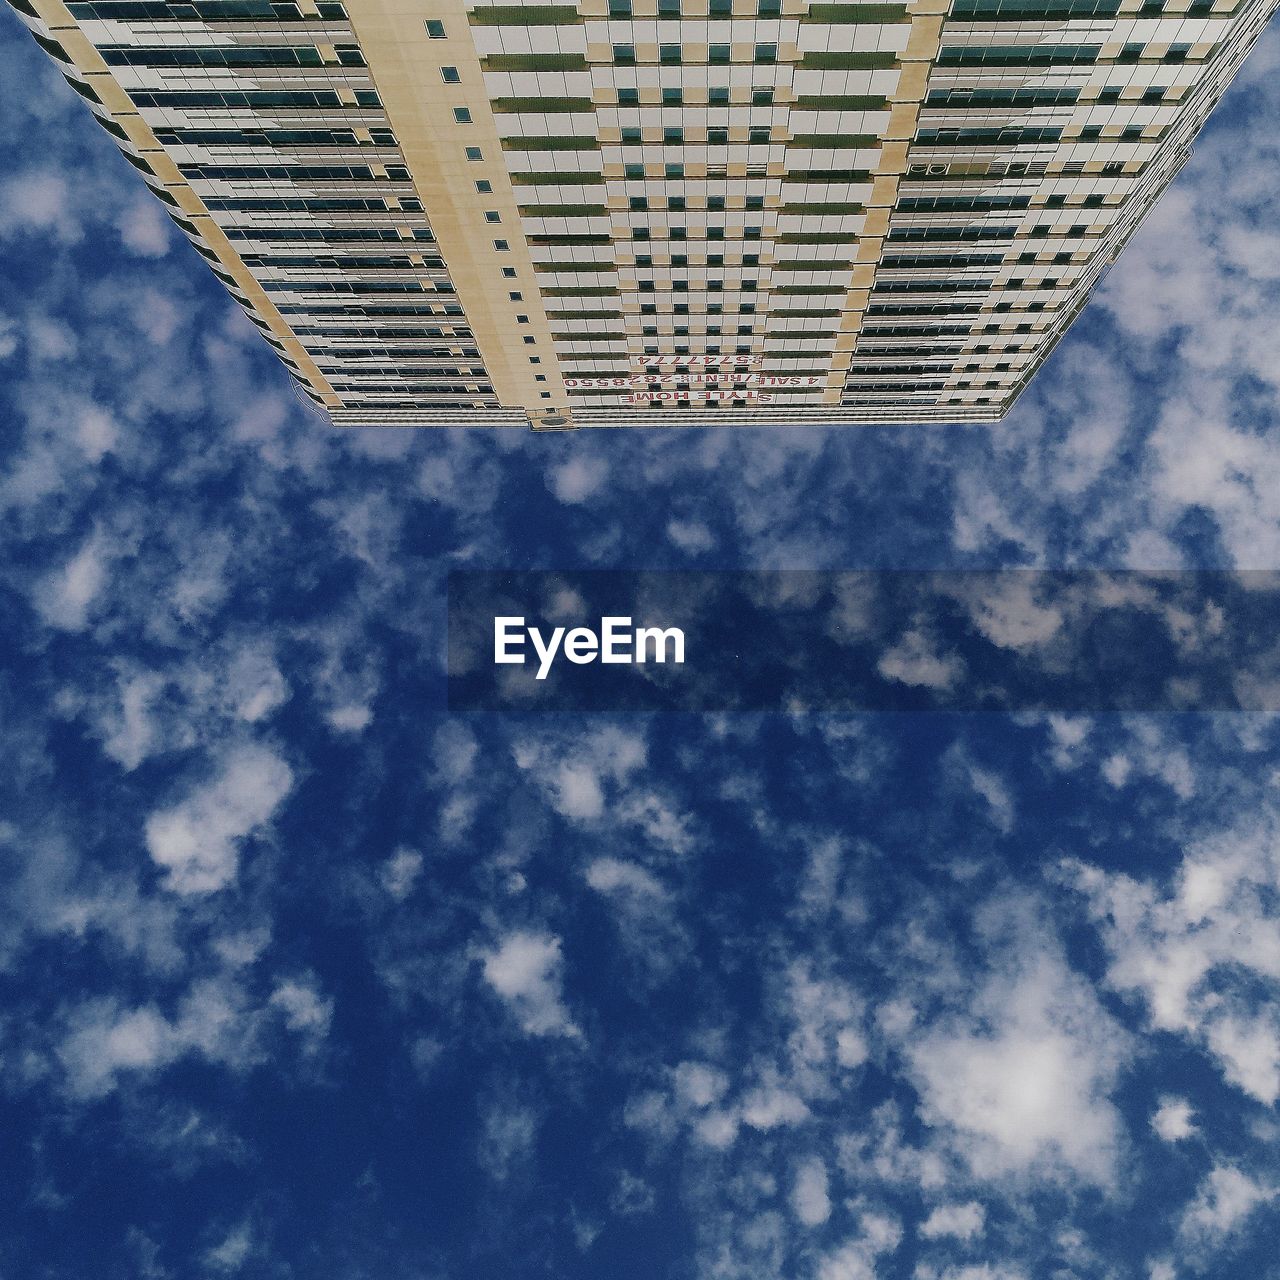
380,847,424,900
117,199,170,257
326,703,372,733
1071,813,1280,1103
268,978,333,1045
666,518,716,553
36,533,108,630
1151,1096,1196,1142
919,1202,985,1241
791,1157,831,1227
816,1212,902,1280
554,763,604,819
203,1221,253,1274
144,744,294,894
547,454,608,503
902,906,1129,1186
672,1061,729,1108
1178,1165,1275,1244
877,628,963,691
481,930,578,1037
479,1097,539,1182
585,857,665,898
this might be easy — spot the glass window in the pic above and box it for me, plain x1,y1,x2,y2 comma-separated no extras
709,44,731,64
476,179,492,193
608,0,631,14
660,43,682,64
622,127,643,142
465,146,483,160
709,86,730,105
453,107,471,122
664,127,684,144
613,43,636,62
494,239,509,249
425,19,445,37
663,88,683,105
485,211,501,222
618,88,640,104
754,43,776,64
708,128,728,145
441,65,460,82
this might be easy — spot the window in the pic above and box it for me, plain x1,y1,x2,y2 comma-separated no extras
523,336,536,344
1118,41,1144,61
476,180,492,193
509,291,522,300
663,87,683,105
665,163,684,178
534,374,547,382
758,0,780,12
632,227,650,240
441,65,460,82
709,86,730,105
622,127,642,142
608,0,631,12
745,195,764,209
1099,85,1122,102
1164,42,1191,61
425,19,445,37
529,356,541,363
660,43,682,64
625,163,645,178
668,196,686,210
708,128,729,145
659,0,681,12
613,43,636,63
710,0,731,13
709,43,731,64
707,226,725,240
485,211,501,222
664,126,684,144
708,195,725,212
465,146,483,160
1142,87,1166,102
1121,125,1143,140
618,88,639,104
494,239,510,250
670,226,686,240
502,266,517,277
755,43,777,64
517,314,530,323
630,196,648,209
752,88,774,106
453,107,471,122
748,126,770,144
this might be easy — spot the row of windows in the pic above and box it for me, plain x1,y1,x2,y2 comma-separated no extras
130,89,381,108
155,128,398,148
70,1,348,19
226,228,435,244
617,126,775,144
611,42,779,64
102,44,366,68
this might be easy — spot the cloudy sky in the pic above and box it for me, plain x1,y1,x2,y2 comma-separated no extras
4,9,1280,1280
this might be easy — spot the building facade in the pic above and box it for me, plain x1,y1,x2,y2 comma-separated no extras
8,0,1276,427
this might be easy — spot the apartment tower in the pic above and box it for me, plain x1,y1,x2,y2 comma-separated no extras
7,0,1275,427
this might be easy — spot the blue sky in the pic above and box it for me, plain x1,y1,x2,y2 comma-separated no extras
4,9,1280,1279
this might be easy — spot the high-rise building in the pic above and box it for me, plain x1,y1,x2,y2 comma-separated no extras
8,0,1275,427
